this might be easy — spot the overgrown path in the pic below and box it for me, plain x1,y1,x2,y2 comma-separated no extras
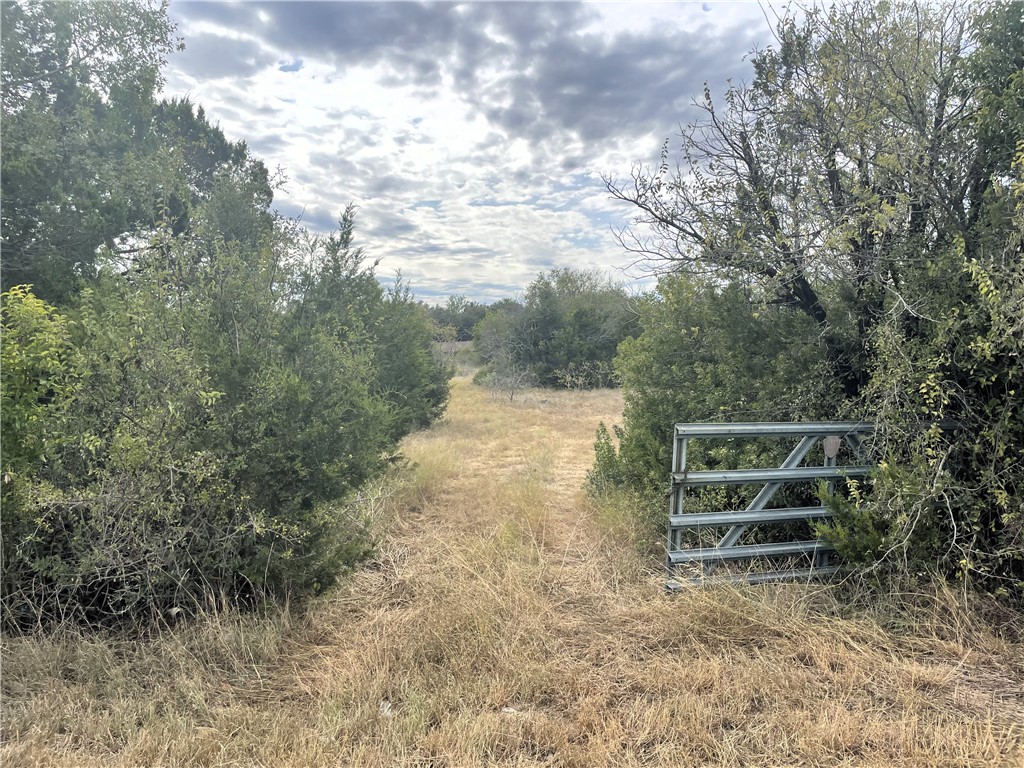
4,379,1023,767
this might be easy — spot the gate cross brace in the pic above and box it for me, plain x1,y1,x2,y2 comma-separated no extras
669,430,869,578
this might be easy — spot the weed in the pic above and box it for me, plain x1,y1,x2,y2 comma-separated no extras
3,378,1022,766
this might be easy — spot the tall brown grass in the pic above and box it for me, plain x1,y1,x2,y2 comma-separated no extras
3,378,1022,767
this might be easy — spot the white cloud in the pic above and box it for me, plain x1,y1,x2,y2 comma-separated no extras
163,1,774,303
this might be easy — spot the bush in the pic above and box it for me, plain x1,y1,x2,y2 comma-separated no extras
0,285,77,476
473,268,638,390
587,277,840,517
593,0,1024,600
1,209,450,627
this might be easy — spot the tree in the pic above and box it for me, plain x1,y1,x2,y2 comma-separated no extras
1,1,181,304
0,2,454,622
600,0,1024,591
606,1,985,397
472,299,536,400
474,268,638,391
1,0,176,112
291,207,450,440
428,295,487,342
589,276,838,528
2,201,452,626
0,285,79,532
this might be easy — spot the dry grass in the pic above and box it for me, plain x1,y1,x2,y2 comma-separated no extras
3,378,1023,767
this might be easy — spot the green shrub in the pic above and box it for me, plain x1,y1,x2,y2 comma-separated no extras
473,268,638,390
1,209,450,628
593,1,1024,598
587,277,840,526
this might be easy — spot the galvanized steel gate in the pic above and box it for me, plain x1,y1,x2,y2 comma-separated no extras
667,422,874,588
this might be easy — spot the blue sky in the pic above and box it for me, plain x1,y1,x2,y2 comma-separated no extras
163,1,779,303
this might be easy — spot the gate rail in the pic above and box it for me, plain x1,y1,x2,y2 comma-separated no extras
667,421,874,588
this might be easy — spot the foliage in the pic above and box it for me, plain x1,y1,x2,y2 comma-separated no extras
0,286,77,475
598,0,1024,594
1,288,80,616
474,268,638,391
427,295,487,342
831,148,1024,590
373,283,453,436
5,271,257,624
0,2,451,626
472,298,534,399
0,0,177,112
152,97,274,238
2,206,446,626
0,0,181,304
292,208,451,442
588,276,838,535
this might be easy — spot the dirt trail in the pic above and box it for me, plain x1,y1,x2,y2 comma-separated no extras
273,378,1022,767
4,378,1022,767
397,378,628,559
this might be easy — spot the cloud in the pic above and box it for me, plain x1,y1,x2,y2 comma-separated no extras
273,200,338,235
365,210,419,238
173,31,276,80
173,1,463,73
164,0,773,302
171,1,755,146
450,5,759,147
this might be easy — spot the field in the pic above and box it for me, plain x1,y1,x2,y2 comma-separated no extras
3,378,1023,767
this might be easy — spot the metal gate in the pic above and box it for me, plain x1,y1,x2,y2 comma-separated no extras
667,422,874,588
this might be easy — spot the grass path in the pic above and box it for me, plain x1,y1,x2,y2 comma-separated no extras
3,379,1023,767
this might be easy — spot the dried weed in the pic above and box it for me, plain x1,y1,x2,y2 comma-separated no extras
3,378,1022,767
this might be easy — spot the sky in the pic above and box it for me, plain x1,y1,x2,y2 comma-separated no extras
162,1,781,304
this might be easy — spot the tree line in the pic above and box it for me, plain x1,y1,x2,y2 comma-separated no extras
426,269,640,396
1,1,449,626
